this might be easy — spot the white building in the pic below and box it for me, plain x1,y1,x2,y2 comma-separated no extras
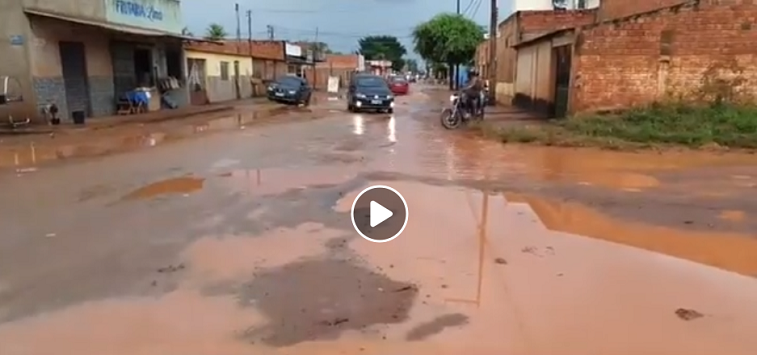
509,0,600,12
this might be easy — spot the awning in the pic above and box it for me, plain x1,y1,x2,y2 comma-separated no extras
23,8,217,43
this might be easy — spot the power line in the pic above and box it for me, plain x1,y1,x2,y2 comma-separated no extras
470,0,484,18
462,0,476,16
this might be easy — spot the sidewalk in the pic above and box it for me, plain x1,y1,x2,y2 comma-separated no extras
0,98,287,170
0,98,273,136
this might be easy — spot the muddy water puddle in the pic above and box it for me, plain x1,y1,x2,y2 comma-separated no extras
0,106,315,170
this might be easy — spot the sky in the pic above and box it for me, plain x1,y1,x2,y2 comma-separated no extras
182,0,513,57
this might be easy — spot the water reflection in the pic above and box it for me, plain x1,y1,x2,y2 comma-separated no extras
352,115,364,136
387,116,396,143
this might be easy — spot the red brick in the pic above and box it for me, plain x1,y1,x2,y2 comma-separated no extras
573,1,757,113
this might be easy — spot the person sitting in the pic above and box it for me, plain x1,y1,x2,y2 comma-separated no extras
461,70,483,115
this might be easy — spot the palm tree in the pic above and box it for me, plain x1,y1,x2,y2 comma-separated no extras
181,27,194,37
204,24,227,40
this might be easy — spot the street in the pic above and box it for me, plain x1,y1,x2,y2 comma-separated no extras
1,86,757,355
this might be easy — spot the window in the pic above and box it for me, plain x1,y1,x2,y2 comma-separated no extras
220,61,230,81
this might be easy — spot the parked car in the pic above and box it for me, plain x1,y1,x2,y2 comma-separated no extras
347,74,395,114
388,76,409,95
267,75,312,106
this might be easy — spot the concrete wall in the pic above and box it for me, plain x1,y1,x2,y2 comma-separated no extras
22,0,106,21
185,50,253,103
28,17,115,119
510,0,599,12
104,0,182,34
0,0,36,121
573,0,757,113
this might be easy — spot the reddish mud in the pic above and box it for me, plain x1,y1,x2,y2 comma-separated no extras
1,85,757,355
122,176,205,200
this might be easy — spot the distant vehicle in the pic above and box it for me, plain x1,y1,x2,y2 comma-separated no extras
388,76,409,95
266,75,312,106
347,74,395,114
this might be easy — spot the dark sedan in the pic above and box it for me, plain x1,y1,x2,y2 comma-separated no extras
267,75,312,106
346,74,395,113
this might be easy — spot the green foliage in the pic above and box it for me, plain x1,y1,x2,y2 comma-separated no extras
357,35,407,71
205,24,227,40
562,103,757,148
474,103,757,149
413,13,484,65
405,59,420,73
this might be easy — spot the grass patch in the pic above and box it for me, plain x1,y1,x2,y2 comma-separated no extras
473,103,757,150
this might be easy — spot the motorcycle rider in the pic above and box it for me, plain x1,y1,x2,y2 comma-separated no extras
461,69,483,116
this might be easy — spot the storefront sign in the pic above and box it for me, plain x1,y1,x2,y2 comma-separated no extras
114,0,164,21
105,0,183,34
285,43,302,57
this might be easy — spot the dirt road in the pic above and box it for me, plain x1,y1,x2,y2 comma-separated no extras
0,86,756,355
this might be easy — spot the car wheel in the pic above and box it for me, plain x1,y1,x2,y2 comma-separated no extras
347,104,354,112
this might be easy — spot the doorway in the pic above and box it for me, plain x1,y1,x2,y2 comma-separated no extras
133,48,153,87
233,60,241,99
58,41,91,119
552,45,571,118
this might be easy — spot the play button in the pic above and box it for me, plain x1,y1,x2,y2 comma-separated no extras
370,201,393,227
351,185,408,243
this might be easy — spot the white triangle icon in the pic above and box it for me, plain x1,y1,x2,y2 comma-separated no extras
370,201,393,227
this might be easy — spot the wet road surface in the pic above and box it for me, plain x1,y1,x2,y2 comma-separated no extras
1,86,757,354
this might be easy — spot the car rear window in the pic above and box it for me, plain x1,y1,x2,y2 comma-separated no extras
391,77,407,83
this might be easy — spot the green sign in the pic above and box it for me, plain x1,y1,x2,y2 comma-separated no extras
105,0,183,34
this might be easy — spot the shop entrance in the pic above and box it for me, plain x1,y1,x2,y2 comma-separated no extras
59,41,91,120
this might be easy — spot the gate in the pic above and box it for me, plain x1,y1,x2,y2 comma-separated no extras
552,45,571,118
187,58,208,105
59,41,91,119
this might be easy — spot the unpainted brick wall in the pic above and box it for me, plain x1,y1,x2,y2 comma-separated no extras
494,10,596,104
573,0,757,113
597,0,689,20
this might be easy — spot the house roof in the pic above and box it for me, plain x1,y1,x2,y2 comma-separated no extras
185,40,285,61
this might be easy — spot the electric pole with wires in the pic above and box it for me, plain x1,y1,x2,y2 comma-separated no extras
454,0,461,90
488,0,497,104
266,25,274,40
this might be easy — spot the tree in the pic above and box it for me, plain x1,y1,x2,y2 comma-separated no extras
413,13,485,89
181,27,194,37
405,58,420,73
357,35,407,71
205,24,227,40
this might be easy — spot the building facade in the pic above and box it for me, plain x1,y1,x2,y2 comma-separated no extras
485,8,596,105
184,41,254,104
513,0,757,116
509,0,600,12
0,0,190,123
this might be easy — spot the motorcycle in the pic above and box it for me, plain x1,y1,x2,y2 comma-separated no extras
440,91,484,129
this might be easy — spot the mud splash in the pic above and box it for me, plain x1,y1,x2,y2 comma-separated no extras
507,193,757,276
122,176,205,200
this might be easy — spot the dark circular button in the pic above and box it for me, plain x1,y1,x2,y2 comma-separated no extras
350,185,408,243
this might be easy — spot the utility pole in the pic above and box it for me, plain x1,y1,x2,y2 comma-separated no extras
454,0,461,90
235,3,241,53
313,27,319,89
266,25,274,40
247,10,253,81
488,0,498,104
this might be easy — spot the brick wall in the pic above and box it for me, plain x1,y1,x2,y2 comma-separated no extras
597,0,688,20
494,9,596,104
573,0,757,113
